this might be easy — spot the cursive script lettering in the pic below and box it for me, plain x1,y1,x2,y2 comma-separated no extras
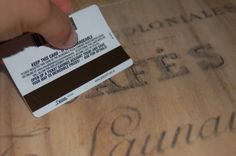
90,106,236,156
90,107,141,156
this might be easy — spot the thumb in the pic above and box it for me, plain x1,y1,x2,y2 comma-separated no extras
30,3,78,49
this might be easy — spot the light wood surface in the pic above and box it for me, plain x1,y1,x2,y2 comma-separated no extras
1,0,236,155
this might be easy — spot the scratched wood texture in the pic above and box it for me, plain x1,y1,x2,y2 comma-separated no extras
1,0,236,156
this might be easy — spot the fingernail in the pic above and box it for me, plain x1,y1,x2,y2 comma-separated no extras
60,29,78,49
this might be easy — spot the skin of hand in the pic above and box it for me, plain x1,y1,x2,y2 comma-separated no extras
0,0,77,49
52,0,73,13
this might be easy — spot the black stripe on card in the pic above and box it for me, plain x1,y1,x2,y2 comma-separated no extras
24,46,130,112
32,34,47,46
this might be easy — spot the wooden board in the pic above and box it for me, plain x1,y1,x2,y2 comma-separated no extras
1,0,236,155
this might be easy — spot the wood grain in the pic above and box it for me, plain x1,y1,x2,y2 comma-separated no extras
1,0,236,156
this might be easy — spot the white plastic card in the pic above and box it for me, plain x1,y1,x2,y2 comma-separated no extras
2,5,133,117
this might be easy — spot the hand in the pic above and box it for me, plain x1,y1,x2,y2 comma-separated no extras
52,0,73,14
0,0,77,49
